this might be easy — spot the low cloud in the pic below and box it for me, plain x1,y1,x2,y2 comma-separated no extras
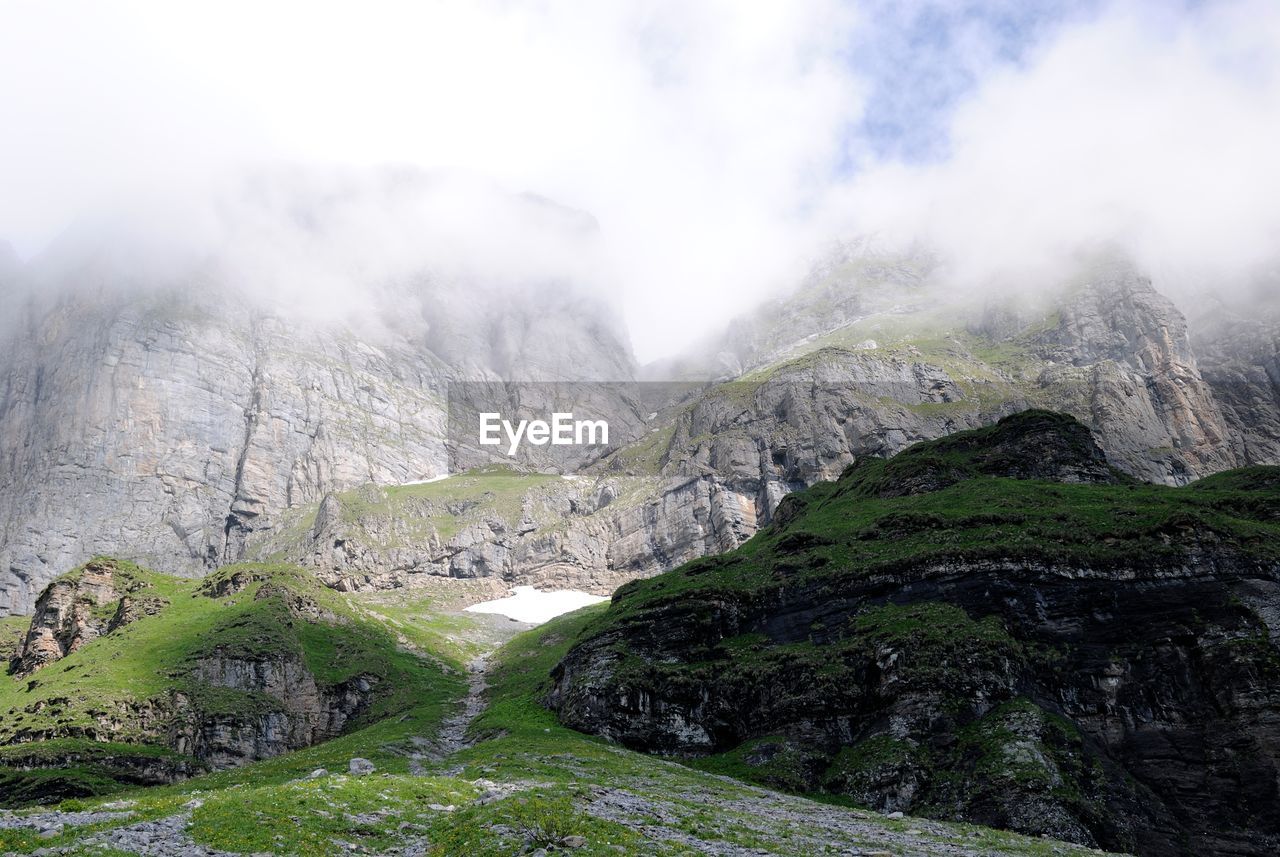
842,0,1280,303
1,1,1277,361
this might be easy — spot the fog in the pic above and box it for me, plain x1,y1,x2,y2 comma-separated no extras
1,1,1277,362
843,1,1280,307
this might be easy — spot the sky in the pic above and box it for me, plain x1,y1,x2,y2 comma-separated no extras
1,0,1278,360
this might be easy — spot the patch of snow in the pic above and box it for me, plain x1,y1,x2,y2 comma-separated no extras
465,586,608,624
401,474,451,486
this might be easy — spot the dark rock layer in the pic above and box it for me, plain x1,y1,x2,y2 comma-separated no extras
549,413,1280,857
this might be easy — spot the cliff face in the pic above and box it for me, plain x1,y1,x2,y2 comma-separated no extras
548,413,1280,857
0,291,453,614
1191,299,1280,467
1022,271,1238,482
4,211,1276,617
241,261,1268,600
0,172,637,615
175,653,377,768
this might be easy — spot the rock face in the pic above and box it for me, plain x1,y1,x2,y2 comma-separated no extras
243,469,757,596
175,654,376,768
0,171,637,615
1191,298,1280,467
240,261,1269,600
8,558,161,676
4,210,1277,618
0,289,450,615
548,413,1280,857
1020,271,1238,482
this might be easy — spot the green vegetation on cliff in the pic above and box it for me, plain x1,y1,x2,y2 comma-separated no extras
0,560,463,806
596,411,1278,631
0,568,1108,856
550,411,1280,855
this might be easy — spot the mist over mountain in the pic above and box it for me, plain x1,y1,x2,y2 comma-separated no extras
5,1,1280,360
2,4,1280,856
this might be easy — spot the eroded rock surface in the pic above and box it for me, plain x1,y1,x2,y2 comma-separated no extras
8,558,160,676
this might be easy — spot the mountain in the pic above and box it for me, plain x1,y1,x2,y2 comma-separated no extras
548,411,1280,856
2,413,1271,855
4,207,1279,622
0,170,639,615
256,255,1255,593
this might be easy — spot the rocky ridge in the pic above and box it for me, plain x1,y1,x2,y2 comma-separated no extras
239,262,1270,601
548,411,1280,857
5,223,1280,617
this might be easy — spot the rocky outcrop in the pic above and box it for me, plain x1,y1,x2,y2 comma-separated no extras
173,655,376,768
1022,270,1238,482
0,746,196,801
1190,298,1280,467
8,558,159,676
244,470,756,596
549,414,1280,857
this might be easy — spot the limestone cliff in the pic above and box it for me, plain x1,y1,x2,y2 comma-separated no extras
4,216,1277,615
1191,296,1280,466
245,259,1270,599
0,171,636,615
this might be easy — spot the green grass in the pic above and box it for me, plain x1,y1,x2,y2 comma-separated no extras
688,735,827,792
0,596,1113,856
603,423,677,475
0,560,463,804
0,615,27,662
591,416,1278,634
336,466,563,541
351,592,489,665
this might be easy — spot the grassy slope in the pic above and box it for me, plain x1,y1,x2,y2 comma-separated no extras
0,561,463,805
255,464,664,567
554,415,1280,825
593,431,1279,633
0,602,1112,856
0,616,26,662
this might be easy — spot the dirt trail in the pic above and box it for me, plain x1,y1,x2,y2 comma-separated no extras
408,611,531,770
436,654,489,755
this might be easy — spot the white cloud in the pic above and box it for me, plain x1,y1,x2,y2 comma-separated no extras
2,0,1278,362
845,0,1280,299
0,0,864,361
